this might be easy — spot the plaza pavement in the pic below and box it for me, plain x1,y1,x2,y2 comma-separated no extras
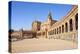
11,38,78,53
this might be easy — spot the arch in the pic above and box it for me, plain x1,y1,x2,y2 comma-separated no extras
53,30,54,35
59,26,61,33
69,19,73,31
51,30,53,35
75,13,78,30
55,29,56,34
62,25,64,33
50,31,52,35
65,22,68,32
48,31,50,35
49,31,51,35
57,28,58,34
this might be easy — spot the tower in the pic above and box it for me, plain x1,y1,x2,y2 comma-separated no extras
32,20,41,32
47,11,53,27
48,11,52,22
32,20,41,38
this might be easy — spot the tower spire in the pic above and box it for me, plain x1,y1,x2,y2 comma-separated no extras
48,10,52,21
34,16,38,22
48,10,51,16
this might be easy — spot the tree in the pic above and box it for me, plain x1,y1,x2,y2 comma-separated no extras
9,29,14,34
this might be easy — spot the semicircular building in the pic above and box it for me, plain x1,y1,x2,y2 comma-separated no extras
32,5,78,42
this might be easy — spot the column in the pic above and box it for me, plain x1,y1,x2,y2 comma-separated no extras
64,24,65,40
68,21,70,32
72,16,76,31
72,16,76,41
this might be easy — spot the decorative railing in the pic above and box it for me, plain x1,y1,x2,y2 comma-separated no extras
48,31,78,42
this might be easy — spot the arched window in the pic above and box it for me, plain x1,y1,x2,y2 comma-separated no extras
57,28,58,34
48,32,50,35
75,13,78,30
69,19,73,31
65,22,68,32
62,25,64,33
53,30,54,35
51,30,53,35
55,29,56,34
43,32,45,35
59,26,61,33
50,31,52,35
49,31,51,35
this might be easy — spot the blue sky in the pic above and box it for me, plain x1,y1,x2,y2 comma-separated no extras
10,1,73,30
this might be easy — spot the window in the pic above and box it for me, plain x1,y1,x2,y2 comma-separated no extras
65,22,68,32
57,28,58,34
53,30,54,34
59,26,61,33
62,25,64,33
75,13,78,30
55,29,56,34
69,19,73,31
